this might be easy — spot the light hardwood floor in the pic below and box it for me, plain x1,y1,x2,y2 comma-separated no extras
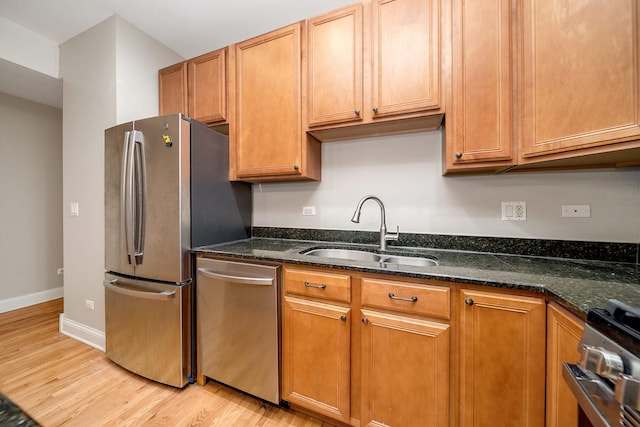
0,299,334,427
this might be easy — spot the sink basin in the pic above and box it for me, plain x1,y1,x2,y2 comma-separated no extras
303,248,382,262
382,256,438,267
302,248,437,267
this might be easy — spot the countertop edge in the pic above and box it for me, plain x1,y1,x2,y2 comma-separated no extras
193,238,640,320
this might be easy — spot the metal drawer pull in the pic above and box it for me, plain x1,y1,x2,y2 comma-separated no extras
304,281,327,289
388,292,418,302
340,315,347,322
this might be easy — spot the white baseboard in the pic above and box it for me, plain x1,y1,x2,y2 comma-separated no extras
0,287,63,313
59,314,106,352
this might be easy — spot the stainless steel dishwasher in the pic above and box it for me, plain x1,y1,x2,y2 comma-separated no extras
196,258,280,404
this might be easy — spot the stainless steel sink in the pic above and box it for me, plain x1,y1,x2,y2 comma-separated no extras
302,248,437,267
381,256,438,267
303,248,382,262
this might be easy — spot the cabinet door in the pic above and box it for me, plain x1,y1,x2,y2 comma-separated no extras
282,296,351,423
459,290,545,427
307,4,363,127
371,0,440,118
159,62,187,116
234,24,304,179
445,0,514,172
520,0,640,159
188,49,227,124
360,309,449,427
546,303,584,427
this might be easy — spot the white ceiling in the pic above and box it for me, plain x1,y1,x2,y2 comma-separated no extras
0,0,353,109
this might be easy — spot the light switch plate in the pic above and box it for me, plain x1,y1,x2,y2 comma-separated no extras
501,201,526,221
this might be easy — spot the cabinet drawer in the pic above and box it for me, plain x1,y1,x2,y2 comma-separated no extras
361,278,450,320
284,267,351,303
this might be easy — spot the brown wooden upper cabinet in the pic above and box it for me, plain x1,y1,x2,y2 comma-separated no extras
159,62,188,117
518,0,640,169
444,0,515,174
158,48,228,126
307,0,443,141
444,0,640,174
230,23,321,182
188,49,227,124
306,3,363,127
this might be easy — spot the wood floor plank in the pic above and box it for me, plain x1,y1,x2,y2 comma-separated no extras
0,299,335,427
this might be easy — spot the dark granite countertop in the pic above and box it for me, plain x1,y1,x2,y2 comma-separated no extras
194,237,640,320
0,392,40,426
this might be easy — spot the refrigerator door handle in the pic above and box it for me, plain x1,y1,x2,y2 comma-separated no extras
121,131,135,265
103,279,176,300
131,130,146,264
196,268,275,286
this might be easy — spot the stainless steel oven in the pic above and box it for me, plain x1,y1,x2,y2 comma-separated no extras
562,300,640,427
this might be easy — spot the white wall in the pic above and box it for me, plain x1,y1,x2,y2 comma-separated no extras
0,93,63,311
114,18,180,122
59,15,182,349
253,131,640,244
0,18,62,109
0,16,59,78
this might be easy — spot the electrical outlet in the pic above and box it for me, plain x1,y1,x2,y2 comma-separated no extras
501,201,526,221
302,206,316,216
84,300,94,310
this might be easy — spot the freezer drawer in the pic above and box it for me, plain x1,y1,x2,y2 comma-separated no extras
196,258,280,404
104,273,191,388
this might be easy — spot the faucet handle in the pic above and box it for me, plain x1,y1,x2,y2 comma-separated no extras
386,225,400,241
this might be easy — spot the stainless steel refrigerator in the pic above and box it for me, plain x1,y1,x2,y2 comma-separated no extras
103,113,251,388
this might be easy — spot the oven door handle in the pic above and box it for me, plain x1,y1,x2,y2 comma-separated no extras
562,363,614,427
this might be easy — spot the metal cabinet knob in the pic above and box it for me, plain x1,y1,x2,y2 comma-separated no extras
361,317,369,325
340,315,347,322
372,106,379,114
455,152,463,159
355,109,361,116
464,297,474,306
293,165,299,171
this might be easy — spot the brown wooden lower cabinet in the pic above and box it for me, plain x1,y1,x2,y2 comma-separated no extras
459,289,546,427
282,265,566,427
546,302,584,427
360,309,449,427
281,296,351,423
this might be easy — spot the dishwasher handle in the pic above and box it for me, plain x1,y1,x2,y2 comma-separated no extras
197,268,274,286
103,279,176,300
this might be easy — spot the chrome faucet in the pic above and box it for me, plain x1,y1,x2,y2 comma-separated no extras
350,195,399,251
